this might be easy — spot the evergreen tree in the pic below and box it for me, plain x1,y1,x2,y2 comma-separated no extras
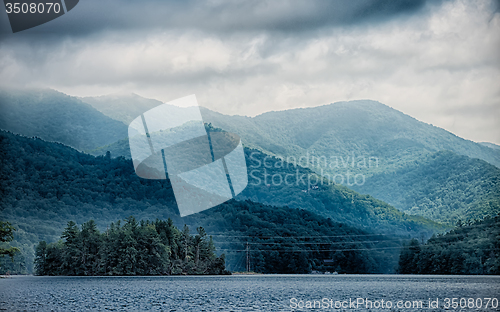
0,221,20,260
34,217,228,276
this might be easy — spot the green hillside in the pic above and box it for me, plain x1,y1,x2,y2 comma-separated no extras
0,131,405,274
352,151,500,224
85,128,443,236
238,148,443,236
0,89,128,151
397,215,500,275
82,94,499,226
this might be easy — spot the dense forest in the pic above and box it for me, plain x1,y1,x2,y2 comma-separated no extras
0,131,407,274
87,129,443,236
34,218,229,276
32,208,404,276
397,215,500,274
183,200,404,274
238,147,442,236
353,151,500,224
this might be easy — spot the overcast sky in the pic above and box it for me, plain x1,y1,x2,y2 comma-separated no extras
0,0,499,144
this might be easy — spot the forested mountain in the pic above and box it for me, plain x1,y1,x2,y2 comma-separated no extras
85,129,443,236
237,148,442,235
397,215,500,275
0,130,428,274
81,93,499,226
0,89,128,151
352,151,500,224
198,101,500,171
1,89,497,275
80,92,500,172
80,93,162,125
3,89,496,227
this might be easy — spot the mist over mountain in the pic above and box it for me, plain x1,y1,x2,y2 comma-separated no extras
2,89,497,230
80,92,499,225
199,100,500,171
0,89,128,151
80,92,500,176
78,92,500,173
80,93,162,125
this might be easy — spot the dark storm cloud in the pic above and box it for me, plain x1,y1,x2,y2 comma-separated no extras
0,0,432,37
0,0,498,144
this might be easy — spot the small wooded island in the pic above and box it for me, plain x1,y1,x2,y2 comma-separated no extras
34,217,230,276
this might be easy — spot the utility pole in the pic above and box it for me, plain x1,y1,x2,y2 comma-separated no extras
246,242,249,272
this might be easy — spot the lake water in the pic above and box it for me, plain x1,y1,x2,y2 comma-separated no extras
0,275,499,311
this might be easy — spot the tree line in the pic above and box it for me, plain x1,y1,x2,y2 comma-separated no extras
397,215,499,275
34,217,230,276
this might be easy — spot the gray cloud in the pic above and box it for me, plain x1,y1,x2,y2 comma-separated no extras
0,0,433,37
0,0,499,145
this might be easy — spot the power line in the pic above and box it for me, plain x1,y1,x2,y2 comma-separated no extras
219,246,405,252
218,244,499,253
219,246,499,253
207,233,395,238
210,239,404,245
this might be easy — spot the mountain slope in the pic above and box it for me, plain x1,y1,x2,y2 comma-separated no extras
85,96,499,226
199,100,500,171
0,131,404,274
0,130,441,238
237,148,443,235
480,142,500,151
352,151,500,224
85,127,443,236
80,93,163,125
0,89,128,151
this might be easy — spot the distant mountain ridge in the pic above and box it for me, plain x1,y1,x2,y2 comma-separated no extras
80,93,163,125
80,93,500,171
199,100,500,171
0,89,128,151
79,93,499,225
4,89,498,227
